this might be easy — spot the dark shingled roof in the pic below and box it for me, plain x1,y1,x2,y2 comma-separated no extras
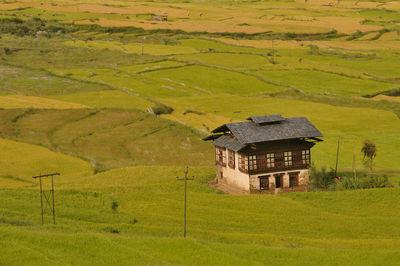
247,114,285,124
208,116,323,145
213,135,246,152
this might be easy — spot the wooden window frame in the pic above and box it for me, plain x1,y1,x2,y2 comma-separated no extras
238,153,248,173
228,150,235,169
266,153,275,168
248,155,257,171
215,146,226,166
259,176,269,190
301,149,310,165
274,152,284,169
284,151,293,166
289,172,300,187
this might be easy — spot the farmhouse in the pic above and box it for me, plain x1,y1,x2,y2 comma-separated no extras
204,115,323,194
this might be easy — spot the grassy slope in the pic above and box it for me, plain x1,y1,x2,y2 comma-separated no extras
0,64,110,96
159,94,400,171
0,108,213,172
0,138,92,187
0,166,399,265
45,90,154,110
0,95,89,109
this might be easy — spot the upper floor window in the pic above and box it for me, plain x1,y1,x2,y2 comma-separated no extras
228,150,235,169
248,155,257,170
238,153,248,172
302,150,310,165
266,153,275,168
284,151,292,166
215,147,226,166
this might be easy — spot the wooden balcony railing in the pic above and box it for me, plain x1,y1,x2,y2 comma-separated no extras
248,159,309,175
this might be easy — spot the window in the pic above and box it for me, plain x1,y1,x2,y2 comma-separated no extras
215,147,226,166
274,152,284,168
289,172,299,187
284,151,292,166
238,154,248,172
292,150,302,166
228,150,235,169
259,176,269,190
248,155,257,171
266,153,275,168
302,150,310,165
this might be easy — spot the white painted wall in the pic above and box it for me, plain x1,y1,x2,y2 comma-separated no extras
217,151,250,191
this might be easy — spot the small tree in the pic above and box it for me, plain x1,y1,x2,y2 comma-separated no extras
361,140,376,172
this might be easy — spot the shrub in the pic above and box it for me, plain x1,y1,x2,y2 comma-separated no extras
104,227,120,234
111,201,119,211
151,103,174,115
309,165,336,190
360,175,389,189
183,109,204,116
308,45,321,55
341,177,361,190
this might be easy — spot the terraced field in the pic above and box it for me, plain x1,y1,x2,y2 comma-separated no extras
0,0,400,264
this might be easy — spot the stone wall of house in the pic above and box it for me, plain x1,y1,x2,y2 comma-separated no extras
214,149,310,194
249,169,309,194
215,150,249,191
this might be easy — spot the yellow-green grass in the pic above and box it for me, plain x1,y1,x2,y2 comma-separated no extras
216,38,400,51
0,166,399,265
0,138,92,188
0,108,213,172
0,64,108,96
253,69,396,96
158,94,400,171
51,68,202,98
274,48,400,81
144,65,284,95
173,52,272,70
0,95,88,109
0,36,156,73
0,7,130,22
179,38,271,54
45,90,153,110
64,40,198,56
118,61,186,74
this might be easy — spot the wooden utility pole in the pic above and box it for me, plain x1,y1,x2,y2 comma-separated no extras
32,173,59,225
176,166,194,238
334,136,341,179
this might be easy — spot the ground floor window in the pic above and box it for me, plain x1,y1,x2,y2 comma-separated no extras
289,172,299,187
259,175,269,190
